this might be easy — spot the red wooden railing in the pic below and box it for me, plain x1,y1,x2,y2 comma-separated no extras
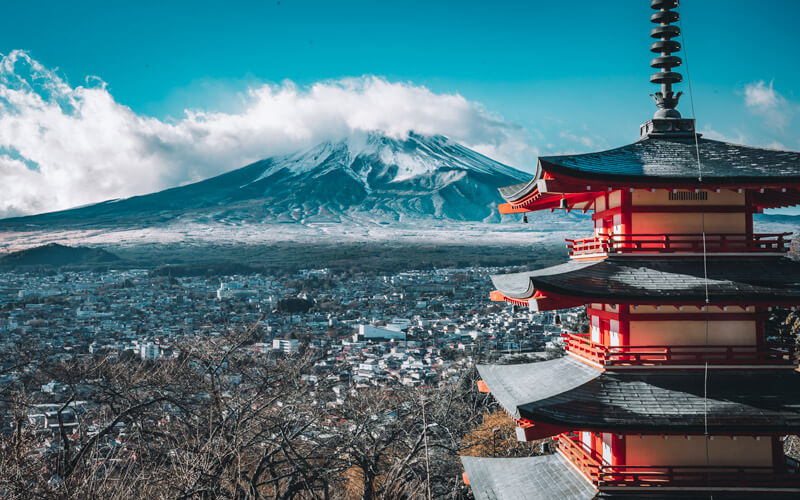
555,432,601,482
562,333,796,367
556,433,800,488
566,232,792,257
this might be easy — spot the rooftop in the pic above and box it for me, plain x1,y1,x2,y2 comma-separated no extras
460,454,596,500
461,453,800,499
499,137,800,206
478,357,800,434
490,256,800,305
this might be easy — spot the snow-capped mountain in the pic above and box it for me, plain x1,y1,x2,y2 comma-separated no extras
0,133,531,228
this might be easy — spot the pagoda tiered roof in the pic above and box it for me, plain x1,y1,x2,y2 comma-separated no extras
490,256,800,308
478,357,800,434
464,0,800,496
498,136,800,212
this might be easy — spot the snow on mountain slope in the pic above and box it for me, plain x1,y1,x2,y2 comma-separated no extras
0,133,533,228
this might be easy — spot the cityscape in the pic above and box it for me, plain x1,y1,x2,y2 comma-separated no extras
0,264,575,497
0,266,572,377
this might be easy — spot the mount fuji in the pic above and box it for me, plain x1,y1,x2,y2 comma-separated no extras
1,133,530,228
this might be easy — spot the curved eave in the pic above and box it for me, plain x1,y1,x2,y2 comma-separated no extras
498,137,800,211
477,358,800,434
490,289,586,311
498,162,544,202
539,157,800,187
477,357,601,419
461,455,597,500
537,136,800,186
490,257,800,306
519,368,800,434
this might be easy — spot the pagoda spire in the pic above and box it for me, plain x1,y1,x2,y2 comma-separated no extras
639,0,694,138
649,0,683,118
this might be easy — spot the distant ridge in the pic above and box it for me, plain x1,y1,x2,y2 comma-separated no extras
0,243,120,268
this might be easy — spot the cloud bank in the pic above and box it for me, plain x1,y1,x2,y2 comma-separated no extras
744,80,790,129
0,50,538,218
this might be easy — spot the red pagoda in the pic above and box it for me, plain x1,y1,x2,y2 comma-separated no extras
461,1,800,498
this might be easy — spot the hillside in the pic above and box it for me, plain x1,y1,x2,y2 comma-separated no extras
0,243,121,268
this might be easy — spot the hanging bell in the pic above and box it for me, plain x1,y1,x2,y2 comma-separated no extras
559,198,569,210
522,214,528,224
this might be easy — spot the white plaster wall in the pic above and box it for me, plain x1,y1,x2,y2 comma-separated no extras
625,435,772,467
631,213,746,235
628,321,756,346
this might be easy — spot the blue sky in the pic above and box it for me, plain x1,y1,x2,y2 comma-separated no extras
0,0,798,215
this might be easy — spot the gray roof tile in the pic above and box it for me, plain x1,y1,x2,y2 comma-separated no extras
461,454,596,500
500,136,800,202
479,359,800,433
477,357,601,418
490,257,800,302
540,137,800,183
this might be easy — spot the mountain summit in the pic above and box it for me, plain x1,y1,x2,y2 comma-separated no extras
1,134,530,228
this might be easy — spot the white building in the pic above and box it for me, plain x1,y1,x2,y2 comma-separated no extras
140,342,160,360
385,318,412,332
217,282,258,300
273,338,300,353
354,324,406,342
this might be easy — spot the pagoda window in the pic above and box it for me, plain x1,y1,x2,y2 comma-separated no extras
611,213,624,236
590,315,602,343
601,433,613,465
631,188,744,207
668,191,708,201
594,216,606,238
608,319,621,347
581,431,592,454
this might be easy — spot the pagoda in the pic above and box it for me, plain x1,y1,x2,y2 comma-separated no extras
461,1,800,498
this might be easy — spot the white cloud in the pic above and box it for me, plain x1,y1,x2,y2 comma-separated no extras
744,80,783,109
0,50,538,218
559,131,594,148
698,125,747,145
699,125,789,150
762,140,787,150
743,80,790,129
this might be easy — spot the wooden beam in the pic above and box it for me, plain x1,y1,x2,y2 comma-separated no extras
515,420,571,441
498,203,531,214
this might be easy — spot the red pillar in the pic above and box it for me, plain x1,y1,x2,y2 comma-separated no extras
620,189,632,237
618,304,630,347
745,190,754,239
612,434,626,466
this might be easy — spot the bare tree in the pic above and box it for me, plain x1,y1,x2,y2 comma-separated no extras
1,328,496,499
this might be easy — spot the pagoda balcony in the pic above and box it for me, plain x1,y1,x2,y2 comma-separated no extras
562,333,796,367
566,232,791,258
555,433,800,489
